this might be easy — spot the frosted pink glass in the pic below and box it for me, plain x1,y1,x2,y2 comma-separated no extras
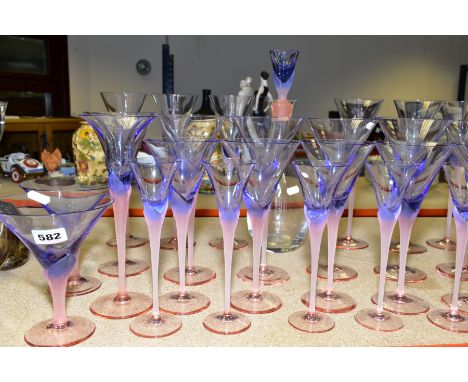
445,195,453,238
145,215,164,318
172,208,191,294
249,210,269,293
260,207,271,269
396,209,418,296
187,194,197,268
450,210,468,312
345,185,356,238
271,100,294,119
326,208,343,292
220,217,237,313
47,272,71,327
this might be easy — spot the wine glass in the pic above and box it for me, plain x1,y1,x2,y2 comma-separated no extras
202,151,255,334
355,159,419,331
82,112,155,319
0,191,112,346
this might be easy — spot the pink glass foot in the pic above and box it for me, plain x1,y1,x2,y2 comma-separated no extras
98,258,150,277
237,265,290,285
441,293,468,313
24,316,95,347
426,237,456,251
315,263,358,282
160,236,195,250
303,289,357,314
203,311,251,335
106,234,148,248
336,236,369,250
89,292,152,319
129,312,182,338
230,290,282,314
164,266,216,286
209,237,248,250
390,241,427,254
371,291,430,315
66,275,101,297
436,263,468,280
354,309,404,332
159,291,210,315
374,264,427,283
288,310,335,333
427,309,468,333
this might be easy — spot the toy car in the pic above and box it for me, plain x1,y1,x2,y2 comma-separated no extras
0,152,45,183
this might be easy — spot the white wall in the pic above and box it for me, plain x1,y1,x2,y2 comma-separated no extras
68,35,468,120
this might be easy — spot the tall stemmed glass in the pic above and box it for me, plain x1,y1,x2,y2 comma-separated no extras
355,160,419,331
0,192,112,346
207,94,254,251
128,155,183,337
145,136,219,314
82,112,155,319
288,157,347,333
229,138,300,314
334,98,384,250
428,158,468,332
20,177,107,297
202,153,255,334
100,91,150,251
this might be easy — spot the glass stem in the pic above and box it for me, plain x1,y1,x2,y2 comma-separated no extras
326,207,344,293
110,187,131,299
220,214,238,314
445,193,453,239
396,207,418,296
376,210,399,313
249,209,269,293
47,269,73,328
186,194,197,269
68,252,81,282
345,185,356,238
260,206,271,269
451,209,468,313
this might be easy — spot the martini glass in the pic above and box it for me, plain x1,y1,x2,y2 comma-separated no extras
234,117,305,285
428,159,468,332
207,94,254,251
202,154,255,334
355,160,419,331
288,158,347,333
20,177,107,297
82,112,155,319
334,98,384,251
0,192,112,346
128,155,183,338
373,142,454,314
394,99,443,119
229,138,300,314
100,91,150,250
145,136,219,314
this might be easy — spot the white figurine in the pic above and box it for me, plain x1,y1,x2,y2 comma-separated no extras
238,76,254,98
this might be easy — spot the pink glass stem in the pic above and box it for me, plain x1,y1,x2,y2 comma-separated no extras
110,187,131,299
376,210,399,313
220,216,238,313
144,215,164,318
326,207,344,292
450,209,468,313
187,194,197,268
68,252,81,282
172,206,191,294
260,206,271,269
396,208,418,296
345,185,356,238
445,194,453,239
171,218,177,237
46,270,72,328
305,209,327,313
249,209,269,293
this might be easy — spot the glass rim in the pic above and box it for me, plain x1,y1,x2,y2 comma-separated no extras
269,49,299,54
225,138,300,145
376,117,453,122
307,117,378,122
232,116,303,121
80,112,156,117
208,94,253,98
145,137,219,144
292,159,348,169
100,91,147,96
393,99,445,103
302,138,372,146
156,113,225,119
366,160,420,169
152,93,198,97
334,97,384,103
374,141,459,147
202,157,256,166
131,157,181,165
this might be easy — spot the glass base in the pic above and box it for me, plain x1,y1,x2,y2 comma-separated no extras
441,293,468,313
303,289,357,313
98,258,150,278
203,311,251,335
315,263,358,282
371,291,430,315
336,236,369,250
237,265,290,285
24,316,95,347
426,237,456,251
0,251,29,271
89,292,152,319
164,266,216,286
160,236,195,250
355,309,404,331
66,275,101,297
230,290,282,314
436,263,468,280
427,309,468,333
209,237,248,250
288,310,335,333
106,234,148,248
390,241,427,254
159,291,210,315
129,312,182,338
374,264,427,283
